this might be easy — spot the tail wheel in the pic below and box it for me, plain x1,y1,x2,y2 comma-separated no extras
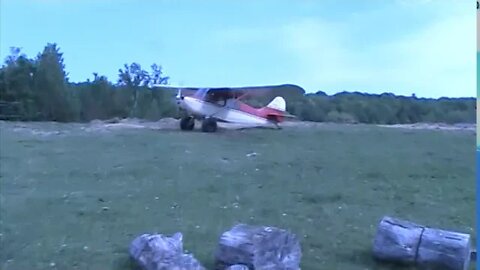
180,116,195,131
266,115,282,129
201,118,217,133
267,115,279,123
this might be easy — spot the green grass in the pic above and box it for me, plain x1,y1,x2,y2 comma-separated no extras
0,122,476,270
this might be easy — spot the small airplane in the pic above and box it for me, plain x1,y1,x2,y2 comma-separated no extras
158,86,296,132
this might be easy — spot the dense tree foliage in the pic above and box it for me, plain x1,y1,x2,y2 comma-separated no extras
0,44,475,124
0,44,174,122
285,90,475,124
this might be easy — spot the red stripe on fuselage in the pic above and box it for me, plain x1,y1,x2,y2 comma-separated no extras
238,102,285,122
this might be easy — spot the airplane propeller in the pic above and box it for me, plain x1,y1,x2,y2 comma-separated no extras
175,88,184,104
151,84,184,114
173,88,185,116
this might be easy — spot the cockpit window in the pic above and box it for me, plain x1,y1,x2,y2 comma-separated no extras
210,91,226,106
194,88,209,99
194,88,232,107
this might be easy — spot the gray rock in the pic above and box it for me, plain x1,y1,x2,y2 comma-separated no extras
373,216,472,270
215,224,302,270
129,232,205,270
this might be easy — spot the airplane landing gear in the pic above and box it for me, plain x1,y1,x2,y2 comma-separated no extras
180,116,195,131
201,117,217,133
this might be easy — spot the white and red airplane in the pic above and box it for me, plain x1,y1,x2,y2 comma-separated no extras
164,87,296,132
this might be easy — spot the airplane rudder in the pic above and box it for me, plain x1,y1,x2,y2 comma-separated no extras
266,96,286,111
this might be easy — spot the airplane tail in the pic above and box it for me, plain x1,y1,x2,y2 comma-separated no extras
266,96,286,112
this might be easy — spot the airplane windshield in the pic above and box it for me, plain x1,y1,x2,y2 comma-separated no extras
192,88,227,106
193,88,209,99
206,89,227,106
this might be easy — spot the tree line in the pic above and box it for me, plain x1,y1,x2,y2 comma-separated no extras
0,43,475,124
286,89,475,124
0,44,176,122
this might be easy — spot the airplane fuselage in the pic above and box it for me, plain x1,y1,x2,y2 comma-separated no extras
178,96,272,125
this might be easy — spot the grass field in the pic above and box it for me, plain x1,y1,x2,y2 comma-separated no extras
0,121,476,270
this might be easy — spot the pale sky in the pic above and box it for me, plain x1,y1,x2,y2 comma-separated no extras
0,0,475,98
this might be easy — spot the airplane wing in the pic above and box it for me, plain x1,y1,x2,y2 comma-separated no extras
282,112,297,118
151,86,198,97
155,85,302,98
206,86,294,100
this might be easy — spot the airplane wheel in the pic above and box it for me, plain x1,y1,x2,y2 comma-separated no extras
180,116,195,131
201,118,217,133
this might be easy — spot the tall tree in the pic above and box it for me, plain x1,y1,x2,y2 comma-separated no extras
33,43,72,121
148,64,169,87
117,63,149,117
0,47,37,119
117,62,170,118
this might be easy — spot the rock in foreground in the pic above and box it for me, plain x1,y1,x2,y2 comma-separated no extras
129,232,205,270
215,224,302,270
373,216,472,270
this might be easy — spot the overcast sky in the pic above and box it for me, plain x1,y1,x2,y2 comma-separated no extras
0,0,475,98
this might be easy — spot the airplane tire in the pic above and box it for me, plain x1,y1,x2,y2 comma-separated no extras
201,118,217,133
180,116,195,131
